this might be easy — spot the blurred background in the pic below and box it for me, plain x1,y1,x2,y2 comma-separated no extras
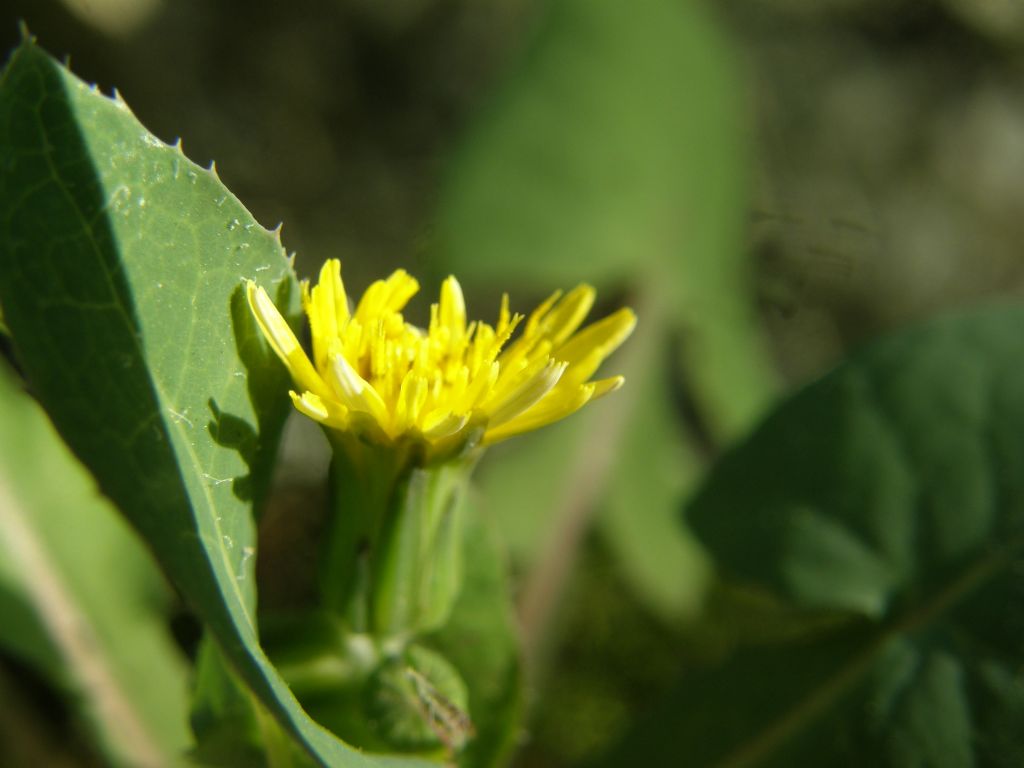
3,0,1024,765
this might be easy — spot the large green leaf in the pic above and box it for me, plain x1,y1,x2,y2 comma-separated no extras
433,0,776,622
0,361,191,766
609,304,1024,766
689,303,1024,618
0,39,429,767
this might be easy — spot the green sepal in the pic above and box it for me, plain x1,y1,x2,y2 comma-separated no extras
322,436,478,642
320,439,409,627
371,458,473,639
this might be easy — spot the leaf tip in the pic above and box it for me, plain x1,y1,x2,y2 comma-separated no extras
17,20,35,44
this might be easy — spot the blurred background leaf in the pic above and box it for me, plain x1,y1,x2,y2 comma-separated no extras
689,304,1024,618
431,0,778,668
603,304,1024,766
0,361,191,767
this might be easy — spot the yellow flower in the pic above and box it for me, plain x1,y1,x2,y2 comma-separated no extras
247,259,635,450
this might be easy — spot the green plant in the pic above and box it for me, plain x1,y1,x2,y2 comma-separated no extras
2,3,1023,765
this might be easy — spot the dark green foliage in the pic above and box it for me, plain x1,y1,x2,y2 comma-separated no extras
605,305,1024,767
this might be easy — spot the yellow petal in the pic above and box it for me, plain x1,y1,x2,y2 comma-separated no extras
329,258,350,325
555,307,636,367
246,281,333,401
556,344,613,392
542,284,596,346
290,390,349,430
523,289,562,339
421,410,469,441
453,361,498,413
380,269,420,314
439,276,466,336
486,359,568,427
589,375,624,399
327,350,389,426
307,260,344,371
483,383,595,444
392,373,428,435
495,293,512,337
355,269,419,322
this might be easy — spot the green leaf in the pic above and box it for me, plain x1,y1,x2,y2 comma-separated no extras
606,577,1024,767
625,304,1024,766
597,626,878,768
0,39,429,767
0,361,191,766
433,0,776,621
689,304,1024,617
600,347,711,619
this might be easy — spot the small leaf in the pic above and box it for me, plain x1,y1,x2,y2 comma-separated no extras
0,361,191,767
0,40,430,767
619,304,1024,766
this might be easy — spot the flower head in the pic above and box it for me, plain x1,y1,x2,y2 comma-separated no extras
247,260,635,453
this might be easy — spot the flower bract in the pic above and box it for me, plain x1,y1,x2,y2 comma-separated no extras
247,260,635,452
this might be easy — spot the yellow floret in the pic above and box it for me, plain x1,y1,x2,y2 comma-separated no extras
247,259,635,450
